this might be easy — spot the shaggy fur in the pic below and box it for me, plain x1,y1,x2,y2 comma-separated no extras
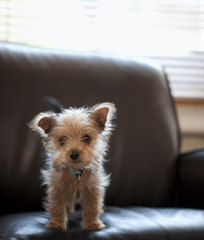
29,102,116,230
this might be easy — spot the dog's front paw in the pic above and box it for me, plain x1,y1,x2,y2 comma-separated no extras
83,219,105,230
46,220,67,231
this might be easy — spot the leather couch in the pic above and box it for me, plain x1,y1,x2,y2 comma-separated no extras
0,43,204,240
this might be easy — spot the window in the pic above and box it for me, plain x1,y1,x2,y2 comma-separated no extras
1,0,204,98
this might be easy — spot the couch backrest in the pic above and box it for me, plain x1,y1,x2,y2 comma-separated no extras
0,43,180,214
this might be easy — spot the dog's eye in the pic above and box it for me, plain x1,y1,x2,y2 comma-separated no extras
82,134,91,143
59,136,67,146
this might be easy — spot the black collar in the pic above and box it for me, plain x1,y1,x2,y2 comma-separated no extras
68,167,84,178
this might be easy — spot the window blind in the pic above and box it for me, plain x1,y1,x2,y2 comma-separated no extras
1,0,204,98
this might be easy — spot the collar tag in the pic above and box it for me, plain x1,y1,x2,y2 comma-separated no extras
69,167,84,178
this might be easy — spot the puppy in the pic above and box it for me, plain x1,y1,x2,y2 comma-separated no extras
29,101,116,230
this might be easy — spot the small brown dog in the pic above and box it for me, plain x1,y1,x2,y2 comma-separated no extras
29,102,116,231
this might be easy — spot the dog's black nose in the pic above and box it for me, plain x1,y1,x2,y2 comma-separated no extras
70,151,79,160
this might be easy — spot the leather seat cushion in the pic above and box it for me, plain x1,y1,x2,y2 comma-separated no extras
1,206,204,240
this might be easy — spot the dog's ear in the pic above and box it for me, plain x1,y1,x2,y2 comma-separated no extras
38,116,55,134
29,112,56,135
90,102,116,132
91,107,109,131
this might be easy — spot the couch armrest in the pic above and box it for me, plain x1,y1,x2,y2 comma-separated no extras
177,149,204,209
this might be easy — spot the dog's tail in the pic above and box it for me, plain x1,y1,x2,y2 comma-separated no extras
44,96,63,113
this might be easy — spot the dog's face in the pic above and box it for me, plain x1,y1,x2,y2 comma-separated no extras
30,103,116,170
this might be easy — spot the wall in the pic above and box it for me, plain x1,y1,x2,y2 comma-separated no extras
176,100,204,152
